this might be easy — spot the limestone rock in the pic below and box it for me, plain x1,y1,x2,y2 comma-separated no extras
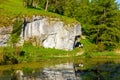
0,26,12,46
0,16,82,50
20,16,82,50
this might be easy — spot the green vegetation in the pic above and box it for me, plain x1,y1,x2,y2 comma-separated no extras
84,0,120,50
10,19,23,47
0,0,120,66
79,37,120,58
0,0,78,27
0,0,120,49
22,0,120,50
0,42,80,65
0,38,120,65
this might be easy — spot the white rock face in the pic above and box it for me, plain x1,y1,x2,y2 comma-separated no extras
20,17,82,50
0,26,12,46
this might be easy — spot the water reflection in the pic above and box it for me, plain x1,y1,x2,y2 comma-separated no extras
41,63,81,80
0,60,120,80
23,63,81,80
78,62,120,80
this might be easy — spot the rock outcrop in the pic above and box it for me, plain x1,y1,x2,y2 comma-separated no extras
20,16,82,50
0,26,12,46
0,16,81,50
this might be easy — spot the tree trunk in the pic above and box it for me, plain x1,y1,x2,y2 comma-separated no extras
30,0,33,7
45,0,49,11
53,0,57,12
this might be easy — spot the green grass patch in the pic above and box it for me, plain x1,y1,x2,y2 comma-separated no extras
20,44,79,61
0,37,119,65
0,0,79,27
0,43,80,65
79,38,120,58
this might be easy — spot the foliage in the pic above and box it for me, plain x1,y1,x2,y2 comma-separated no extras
97,43,106,52
22,0,120,50
0,0,120,61
80,38,118,58
88,0,120,50
0,0,78,27
78,0,120,50
10,19,23,47
23,0,40,8
37,0,120,50
0,18,23,64
0,46,19,65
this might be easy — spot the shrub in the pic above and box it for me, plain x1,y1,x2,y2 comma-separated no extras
83,44,97,58
10,18,23,47
97,43,105,52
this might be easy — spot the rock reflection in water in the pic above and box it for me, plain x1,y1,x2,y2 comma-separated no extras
13,63,81,80
0,63,81,80
42,63,80,80
1,61,120,80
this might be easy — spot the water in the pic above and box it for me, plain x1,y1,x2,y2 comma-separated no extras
0,58,120,80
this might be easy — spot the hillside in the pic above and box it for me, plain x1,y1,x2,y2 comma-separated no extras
0,0,120,66
0,0,78,27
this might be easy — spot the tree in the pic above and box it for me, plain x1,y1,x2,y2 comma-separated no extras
45,0,49,11
22,0,120,50
23,0,40,8
85,0,120,50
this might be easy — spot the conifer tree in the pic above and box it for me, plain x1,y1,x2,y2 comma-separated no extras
85,0,120,49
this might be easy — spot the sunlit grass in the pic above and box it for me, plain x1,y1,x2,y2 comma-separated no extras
20,44,79,61
79,38,120,58
0,0,79,27
0,43,80,65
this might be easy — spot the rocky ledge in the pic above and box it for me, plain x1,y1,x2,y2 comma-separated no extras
0,16,82,50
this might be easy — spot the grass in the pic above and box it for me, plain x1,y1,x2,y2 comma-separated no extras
0,37,120,65
20,43,80,61
0,43,80,65
0,41,120,71
0,35,120,66
79,37,120,58
0,56,120,71
0,0,120,74
0,0,79,27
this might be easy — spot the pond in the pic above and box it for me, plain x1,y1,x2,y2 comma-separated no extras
0,58,120,80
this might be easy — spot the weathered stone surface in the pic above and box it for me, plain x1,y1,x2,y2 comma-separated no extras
0,16,81,50
20,17,82,50
0,26,12,46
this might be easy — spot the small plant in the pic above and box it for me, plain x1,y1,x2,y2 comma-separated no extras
97,43,105,52
83,44,97,58
10,18,23,47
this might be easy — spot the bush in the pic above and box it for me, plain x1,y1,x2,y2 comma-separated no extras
11,57,18,64
83,44,97,58
0,46,21,65
10,18,23,47
97,43,105,52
